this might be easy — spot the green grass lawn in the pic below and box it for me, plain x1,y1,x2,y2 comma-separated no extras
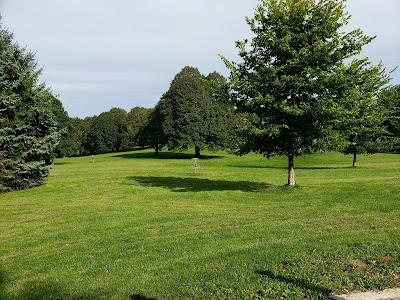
1,150,399,300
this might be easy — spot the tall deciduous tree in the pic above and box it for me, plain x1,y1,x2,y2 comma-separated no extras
136,102,167,156
221,0,380,185
155,66,235,158
160,66,213,158
0,23,64,191
204,72,237,150
337,60,390,167
86,108,128,154
127,106,153,148
379,84,400,152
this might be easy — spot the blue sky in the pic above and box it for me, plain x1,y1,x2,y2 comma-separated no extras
1,0,399,118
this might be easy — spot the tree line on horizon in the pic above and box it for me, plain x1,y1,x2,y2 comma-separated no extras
1,0,400,191
55,67,239,159
57,61,399,164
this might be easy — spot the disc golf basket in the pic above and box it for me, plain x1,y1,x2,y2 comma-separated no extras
192,158,200,175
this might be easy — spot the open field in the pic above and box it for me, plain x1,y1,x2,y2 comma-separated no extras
1,150,399,299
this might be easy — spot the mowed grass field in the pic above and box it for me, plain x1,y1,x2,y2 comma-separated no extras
1,150,400,300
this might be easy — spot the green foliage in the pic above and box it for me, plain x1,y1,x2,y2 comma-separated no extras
221,0,383,184
160,66,211,157
127,106,154,148
154,66,235,157
335,60,390,165
60,107,153,157
204,72,238,150
136,102,167,155
379,84,400,152
0,23,64,192
85,108,128,154
46,95,74,158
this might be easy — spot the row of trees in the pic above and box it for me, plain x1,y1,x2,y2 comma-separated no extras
57,60,398,171
56,106,153,157
56,67,238,159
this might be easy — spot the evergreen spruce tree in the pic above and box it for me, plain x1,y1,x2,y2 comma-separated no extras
0,24,64,191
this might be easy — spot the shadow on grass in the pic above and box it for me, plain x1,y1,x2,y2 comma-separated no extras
53,161,69,166
0,274,157,300
129,176,270,192
0,279,107,300
130,294,157,300
113,151,222,160
232,165,351,170
0,269,6,300
255,270,331,297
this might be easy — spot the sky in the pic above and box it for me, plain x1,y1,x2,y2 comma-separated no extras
1,0,399,119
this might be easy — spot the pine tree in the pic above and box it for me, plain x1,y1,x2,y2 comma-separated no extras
0,23,64,192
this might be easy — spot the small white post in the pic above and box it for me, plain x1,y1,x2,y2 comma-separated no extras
192,158,199,175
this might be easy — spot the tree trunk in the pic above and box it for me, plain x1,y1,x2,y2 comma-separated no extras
154,146,159,156
194,146,201,158
288,154,295,186
353,152,357,167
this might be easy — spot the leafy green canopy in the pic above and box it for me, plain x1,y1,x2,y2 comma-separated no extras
221,0,391,185
336,60,390,164
151,66,235,157
222,0,377,158
379,84,400,152
85,108,129,154
0,23,64,192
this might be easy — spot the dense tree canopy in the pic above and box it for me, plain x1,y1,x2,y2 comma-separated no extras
221,0,386,185
379,84,400,152
136,101,167,156
85,108,128,154
0,23,65,191
153,66,235,158
336,60,390,166
127,107,153,148
160,66,211,157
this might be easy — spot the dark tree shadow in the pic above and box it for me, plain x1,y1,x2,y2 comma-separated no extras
255,270,331,296
0,275,158,300
0,276,111,300
129,294,157,300
0,268,6,300
53,161,69,166
232,165,351,170
129,176,270,192
113,151,222,160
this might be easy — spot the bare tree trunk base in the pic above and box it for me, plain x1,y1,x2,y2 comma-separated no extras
195,146,201,159
288,154,295,186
